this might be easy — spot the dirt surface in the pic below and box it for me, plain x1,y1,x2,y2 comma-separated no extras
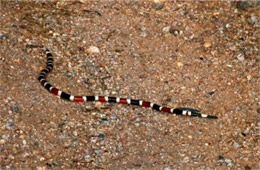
0,1,259,169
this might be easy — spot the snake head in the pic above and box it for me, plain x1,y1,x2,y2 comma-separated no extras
173,107,217,119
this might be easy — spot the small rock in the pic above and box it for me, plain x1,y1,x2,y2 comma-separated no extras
249,14,258,25
87,46,100,54
84,149,91,158
218,155,225,161
152,3,164,10
72,131,78,136
169,27,180,35
180,156,189,163
140,32,147,37
94,148,102,153
40,157,45,161
243,128,250,135
237,53,245,61
53,32,60,37
226,64,233,68
78,47,84,51
162,26,171,32
2,133,9,140
233,141,240,148
66,72,74,78
22,139,27,145
207,90,216,96
148,66,155,70
0,33,8,40
10,105,19,113
5,119,14,129
0,139,6,144
140,26,146,31
246,75,252,81
241,132,247,137
204,42,211,48
225,23,231,28
224,159,231,163
45,22,50,28
64,50,71,56
176,62,184,67
98,132,105,138
110,114,119,120
256,108,260,114
163,167,172,170
224,159,233,167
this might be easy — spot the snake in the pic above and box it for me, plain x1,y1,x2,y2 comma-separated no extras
38,49,218,119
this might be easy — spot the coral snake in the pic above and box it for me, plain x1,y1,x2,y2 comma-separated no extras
38,49,218,119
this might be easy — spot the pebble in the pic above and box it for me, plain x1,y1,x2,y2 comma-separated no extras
40,157,45,161
243,128,250,135
64,50,71,56
101,117,109,124
45,22,50,28
94,148,102,153
162,26,171,32
87,46,100,54
169,27,180,35
163,167,172,170
180,156,189,163
0,139,6,144
140,32,147,37
233,141,240,148
0,33,8,39
53,32,60,37
140,26,146,31
152,3,164,10
176,62,184,67
204,42,211,48
84,149,91,158
2,133,9,140
249,14,258,25
10,105,20,113
72,130,78,136
5,119,14,129
23,152,29,157
66,72,74,78
97,132,105,139
236,53,245,61
241,132,247,137
218,26,224,34
256,108,260,114
246,75,252,81
207,90,215,96
22,139,27,145
219,157,233,167
225,23,231,28
218,155,224,161
224,159,233,166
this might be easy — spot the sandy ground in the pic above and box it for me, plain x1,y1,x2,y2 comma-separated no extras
0,1,259,169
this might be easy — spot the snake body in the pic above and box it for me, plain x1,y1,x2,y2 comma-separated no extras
38,49,217,119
